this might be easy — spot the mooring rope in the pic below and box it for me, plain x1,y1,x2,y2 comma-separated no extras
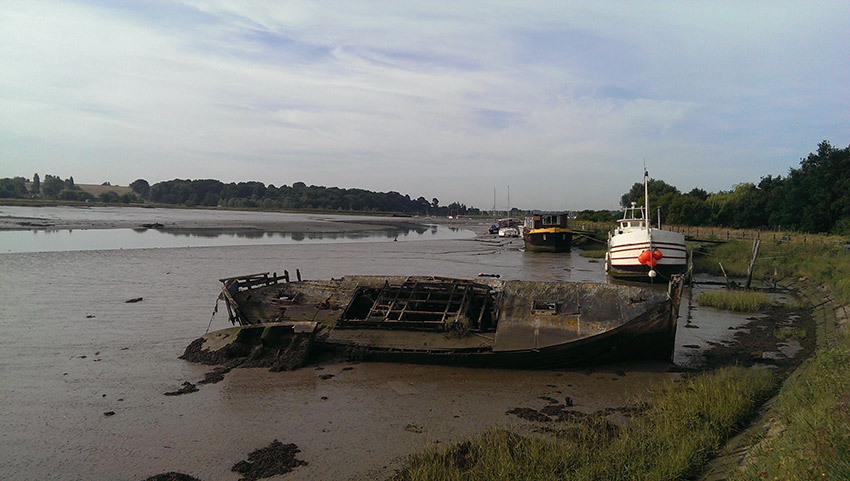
205,298,219,334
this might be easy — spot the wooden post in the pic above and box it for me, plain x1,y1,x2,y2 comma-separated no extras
745,239,761,289
719,262,731,289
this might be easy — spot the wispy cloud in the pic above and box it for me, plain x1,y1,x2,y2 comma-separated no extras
1,0,847,209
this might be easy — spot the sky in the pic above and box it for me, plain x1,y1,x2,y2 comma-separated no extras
1,1,848,210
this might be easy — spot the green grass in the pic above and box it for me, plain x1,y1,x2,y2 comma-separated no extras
692,238,850,304
393,367,775,481
729,327,850,481
695,289,773,312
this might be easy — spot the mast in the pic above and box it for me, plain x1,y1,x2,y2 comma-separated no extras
643,168,650,228
645,168,657,279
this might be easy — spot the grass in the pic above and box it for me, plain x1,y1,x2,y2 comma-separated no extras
393,367,775,481
690,235,850,480
729,327,850,481
391,233,850,481
695,289,773,312
692,238,850,304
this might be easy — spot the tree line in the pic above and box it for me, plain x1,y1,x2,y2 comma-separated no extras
0,175,480,216
3,141,847,232
575,141,850,235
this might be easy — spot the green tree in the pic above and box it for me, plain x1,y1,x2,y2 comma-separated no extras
620,178,680,208
31,173,40,195
0,177,28,198
130,179,150,199
41,175,65,197
99,191,120,203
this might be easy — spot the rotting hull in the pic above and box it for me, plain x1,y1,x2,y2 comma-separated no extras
192,273,683,370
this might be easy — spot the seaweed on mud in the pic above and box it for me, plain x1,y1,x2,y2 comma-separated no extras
231,439,306,481
700,303,816,377
144,473,203,481
197,365,235,385
164,381,199,396
506,407,551,423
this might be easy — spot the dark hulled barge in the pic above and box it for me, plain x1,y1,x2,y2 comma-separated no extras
184,271,683,370
522,213,574,252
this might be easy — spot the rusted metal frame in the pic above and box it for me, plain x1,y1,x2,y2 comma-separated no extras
219,283,242,325
454,284,473,326
395,280,424,322
367,281,391,319
218,272,270,283
474,285,493,330
441,282,460,323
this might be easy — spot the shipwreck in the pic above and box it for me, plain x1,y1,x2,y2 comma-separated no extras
183,272,684,370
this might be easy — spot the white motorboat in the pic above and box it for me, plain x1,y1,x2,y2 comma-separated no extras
606,170,688,279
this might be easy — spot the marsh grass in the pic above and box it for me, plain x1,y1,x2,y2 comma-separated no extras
773,326,806,340
692,238,850,304
730,328,850,481
393,367,775,481
695,289,773,312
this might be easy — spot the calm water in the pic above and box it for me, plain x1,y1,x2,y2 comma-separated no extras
0,225,471,253
0,207,749,481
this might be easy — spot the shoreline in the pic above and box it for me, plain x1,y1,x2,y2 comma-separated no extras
0,204,487,234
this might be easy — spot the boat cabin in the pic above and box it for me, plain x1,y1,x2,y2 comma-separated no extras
524,213,569,230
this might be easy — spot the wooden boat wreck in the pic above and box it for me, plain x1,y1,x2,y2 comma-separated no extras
184,272,684,370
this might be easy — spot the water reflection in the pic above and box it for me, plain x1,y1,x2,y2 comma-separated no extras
0,225,473,254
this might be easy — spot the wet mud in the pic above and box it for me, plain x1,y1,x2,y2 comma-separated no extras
2,207,807,481
699,301,815,377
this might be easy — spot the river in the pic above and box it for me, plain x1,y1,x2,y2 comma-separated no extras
0,206,744,481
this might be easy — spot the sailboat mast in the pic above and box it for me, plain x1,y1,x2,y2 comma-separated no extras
643,169,650,228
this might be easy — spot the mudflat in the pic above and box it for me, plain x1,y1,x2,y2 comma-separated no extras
0,204,445,233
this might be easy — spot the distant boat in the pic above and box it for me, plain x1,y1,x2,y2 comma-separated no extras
496,218,520,237
606,169,688,279
523,213,573,252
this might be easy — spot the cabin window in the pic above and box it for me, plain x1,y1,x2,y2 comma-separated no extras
543,234,547,240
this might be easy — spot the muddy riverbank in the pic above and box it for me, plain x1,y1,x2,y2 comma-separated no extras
0,206,808,481
0,205,453,233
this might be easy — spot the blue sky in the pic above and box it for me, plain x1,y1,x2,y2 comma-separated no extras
1,1,848,210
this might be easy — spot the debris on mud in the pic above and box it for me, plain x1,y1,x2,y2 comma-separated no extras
506,407,551,423
198,365,235,385
231,440,306,481
700,303,815,377
125,297,144,303
144,473,203,481
404,424,423,433
164,382,198,396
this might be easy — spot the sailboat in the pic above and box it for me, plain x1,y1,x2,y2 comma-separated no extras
605,169,688,279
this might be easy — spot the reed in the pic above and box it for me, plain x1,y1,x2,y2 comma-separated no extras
393,367,774,481
695,289,773,312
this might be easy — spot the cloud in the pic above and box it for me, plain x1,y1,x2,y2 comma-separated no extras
1,1,847,209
